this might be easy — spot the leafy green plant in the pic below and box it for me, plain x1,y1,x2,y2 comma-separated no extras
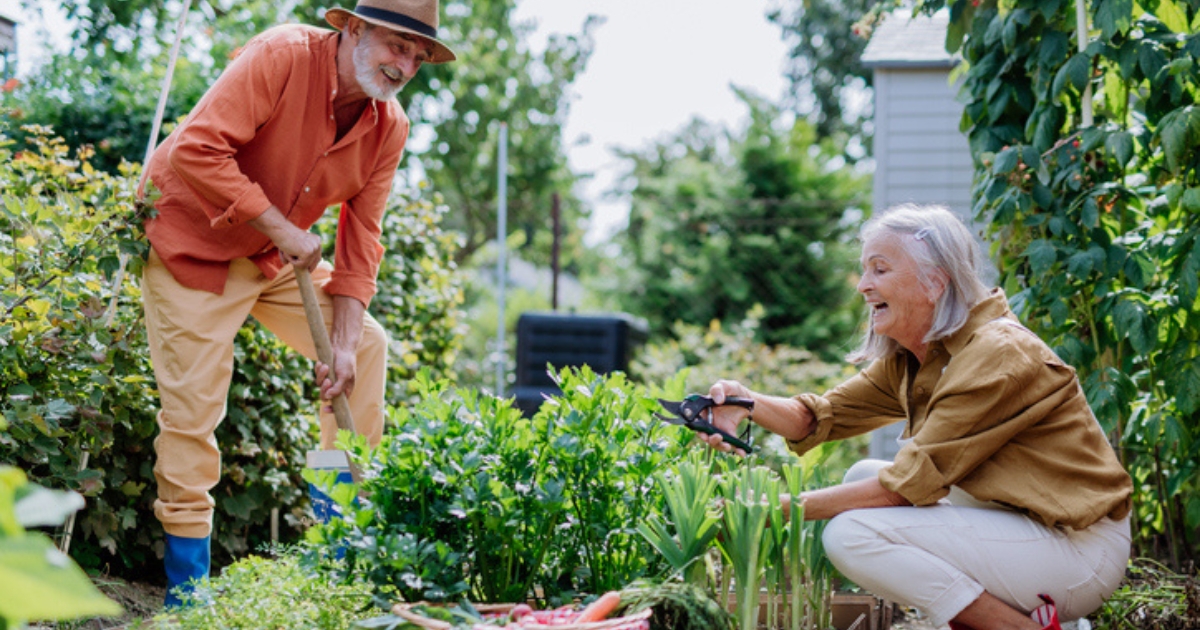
306,371,564,606
305,368,694,608
781,459,834,630
532,366,693,598
0,465,122,629
162,549,377,629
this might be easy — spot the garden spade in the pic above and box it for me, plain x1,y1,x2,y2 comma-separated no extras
294,266,364,490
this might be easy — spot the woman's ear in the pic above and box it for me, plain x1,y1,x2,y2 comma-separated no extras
927,269,949,303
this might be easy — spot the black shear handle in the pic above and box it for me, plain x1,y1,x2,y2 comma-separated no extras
715,395,755,410
691,422,754,453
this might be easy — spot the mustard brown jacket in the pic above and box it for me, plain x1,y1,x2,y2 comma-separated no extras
788,289,1132,530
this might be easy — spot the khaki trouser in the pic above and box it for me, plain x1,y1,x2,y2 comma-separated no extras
142,248,387,538
823,460,1131,627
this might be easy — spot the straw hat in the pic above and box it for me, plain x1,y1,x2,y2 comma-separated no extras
325,0,457,63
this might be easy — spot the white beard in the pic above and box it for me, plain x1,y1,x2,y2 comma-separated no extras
353,36,406,101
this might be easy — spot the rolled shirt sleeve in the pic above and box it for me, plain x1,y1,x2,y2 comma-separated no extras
166,36,286,228
788,359,908,456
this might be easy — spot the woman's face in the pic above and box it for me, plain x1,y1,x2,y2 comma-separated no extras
857,232,943,358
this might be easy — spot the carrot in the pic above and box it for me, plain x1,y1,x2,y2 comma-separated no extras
576,591,621,623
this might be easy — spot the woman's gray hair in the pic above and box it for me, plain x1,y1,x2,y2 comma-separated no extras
847,204,992,364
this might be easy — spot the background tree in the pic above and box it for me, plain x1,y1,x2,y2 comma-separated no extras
768,0,880,161
913,0,1200,567
604,91,869,361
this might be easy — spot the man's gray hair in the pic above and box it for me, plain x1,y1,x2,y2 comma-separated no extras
847,204,992,364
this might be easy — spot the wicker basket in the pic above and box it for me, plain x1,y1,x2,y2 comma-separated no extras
389,602,653,630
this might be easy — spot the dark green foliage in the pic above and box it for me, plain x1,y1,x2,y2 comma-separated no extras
769,0,879,158
607,94,869,361
304,368,693,607
916,0,1200,566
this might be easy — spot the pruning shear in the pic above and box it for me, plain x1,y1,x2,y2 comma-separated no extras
656,394,756,453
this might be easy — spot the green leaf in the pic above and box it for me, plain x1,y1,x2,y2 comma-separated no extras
1052,53,1091,97
1155,0,1189,32
1082,197,1100,228
14,485,84,529
1138,42,1170,83
1105,131,1135,167
1165,357,1200,415
1067,250,1095,277
1025,239,1058,275
994,147,1019,174
1113,299,1155,354
0,534,123,621
1157,106,1195,174
1095,0,1134,40
1181,187,1200,213
1032,181,1054,209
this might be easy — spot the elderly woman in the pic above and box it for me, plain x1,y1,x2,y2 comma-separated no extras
703,205,1132,630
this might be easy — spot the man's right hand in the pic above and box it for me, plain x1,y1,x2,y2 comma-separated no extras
249,206,322,270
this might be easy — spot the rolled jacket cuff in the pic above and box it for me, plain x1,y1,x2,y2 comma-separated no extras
786,393,835,456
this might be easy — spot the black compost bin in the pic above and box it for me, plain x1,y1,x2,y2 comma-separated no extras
513,312,648,416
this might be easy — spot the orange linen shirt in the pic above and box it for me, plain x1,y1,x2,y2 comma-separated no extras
143,24,409,307
788,289,1133,530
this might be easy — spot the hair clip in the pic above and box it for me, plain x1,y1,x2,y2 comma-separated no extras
914,227,933,241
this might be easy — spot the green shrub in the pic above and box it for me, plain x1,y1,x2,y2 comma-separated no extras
164,549,376,629
305,367,694,608
0,124,465,577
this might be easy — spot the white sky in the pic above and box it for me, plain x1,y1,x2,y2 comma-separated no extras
0,0,791,244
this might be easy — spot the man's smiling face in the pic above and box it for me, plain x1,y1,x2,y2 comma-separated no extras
352,24,432,101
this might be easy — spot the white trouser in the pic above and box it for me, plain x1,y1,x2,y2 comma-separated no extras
822,460,1130,627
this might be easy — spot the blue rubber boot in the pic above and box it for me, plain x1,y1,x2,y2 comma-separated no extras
164,533,210,609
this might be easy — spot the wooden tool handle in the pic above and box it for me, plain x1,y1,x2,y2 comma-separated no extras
295,265,363,482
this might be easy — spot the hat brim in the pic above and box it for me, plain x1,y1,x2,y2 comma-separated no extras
325,7,457,63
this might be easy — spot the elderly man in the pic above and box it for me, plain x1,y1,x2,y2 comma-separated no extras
139,0,455,607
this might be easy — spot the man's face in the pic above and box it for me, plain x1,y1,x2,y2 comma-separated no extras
352,24,433,101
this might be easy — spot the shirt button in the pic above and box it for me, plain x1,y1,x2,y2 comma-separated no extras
304,186,311,193
915,386,926,396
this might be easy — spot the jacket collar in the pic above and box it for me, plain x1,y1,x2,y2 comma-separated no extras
939,288,1013,357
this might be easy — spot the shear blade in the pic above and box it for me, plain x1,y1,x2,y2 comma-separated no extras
654,412,687,426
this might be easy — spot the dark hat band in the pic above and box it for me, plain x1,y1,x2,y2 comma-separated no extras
353,4,438,39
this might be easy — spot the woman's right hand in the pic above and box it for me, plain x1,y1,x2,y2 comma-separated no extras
703,379,757,454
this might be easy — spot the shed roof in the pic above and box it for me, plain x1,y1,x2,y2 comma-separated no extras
861,9,957,69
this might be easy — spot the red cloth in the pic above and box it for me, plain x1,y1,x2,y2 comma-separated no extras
142,24,408,307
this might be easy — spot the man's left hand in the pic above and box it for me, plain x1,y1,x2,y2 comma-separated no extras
315,350,357,406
